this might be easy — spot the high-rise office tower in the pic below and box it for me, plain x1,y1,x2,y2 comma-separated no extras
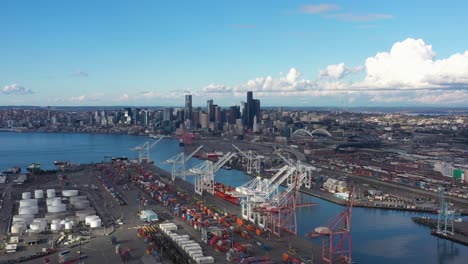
241,102,247,127
214,105,221,123
254,99,261,121
207,99,214,122
247,91,253,128
163,107,173,121
184,95,192,121
229,106,240,124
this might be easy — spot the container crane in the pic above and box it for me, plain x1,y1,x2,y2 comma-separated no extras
188,152,237,196
234,165,295,226
131,135,165,163
232,144,264,174
161,145,203,181
275,150,317,189
307,186,354,264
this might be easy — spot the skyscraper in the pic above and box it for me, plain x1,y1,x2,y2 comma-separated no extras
163,108,173,121
184,95,192,121
246,91,260,129
207,99,214,122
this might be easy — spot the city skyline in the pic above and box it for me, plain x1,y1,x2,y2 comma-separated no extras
1,1,468,107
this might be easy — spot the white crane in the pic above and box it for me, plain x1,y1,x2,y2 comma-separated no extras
131,135,165,163
188,152,237,196
275,150,318,189
232,144,264,174
234,165,295,225
161,145,203,181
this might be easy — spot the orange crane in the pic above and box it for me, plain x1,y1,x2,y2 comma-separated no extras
307,186,354,264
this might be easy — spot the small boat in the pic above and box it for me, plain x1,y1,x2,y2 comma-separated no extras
2,166,21,174
179,139,185,146
54,160,70,166
27,163,41,171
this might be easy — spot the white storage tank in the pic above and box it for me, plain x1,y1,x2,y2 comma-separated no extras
62,190,79,197
90,218,102,228
11,224,25,234
51,199,63,206
73,200,90,209
48,204,66,213
19,206,38,215
34,190,44,199
51,219,61,224
50,223,61,231
13,215,34,225
47,189,56,198
20,199,38,207
22,192,31,200
46,197,61,206
29,222,46,232
64,222,73,230
85,215,100,226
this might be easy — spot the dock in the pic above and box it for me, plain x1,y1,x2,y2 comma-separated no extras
141,162,323,263
412,217,468,246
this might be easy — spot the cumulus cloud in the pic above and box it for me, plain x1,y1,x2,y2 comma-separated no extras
358,38,468,89
300,4,340,14
318,63,364,79
2,84,33,95
113,38,467,105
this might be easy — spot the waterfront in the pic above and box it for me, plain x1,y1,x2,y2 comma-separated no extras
0,132,467,264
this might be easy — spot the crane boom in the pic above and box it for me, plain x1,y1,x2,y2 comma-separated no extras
184,145,203,163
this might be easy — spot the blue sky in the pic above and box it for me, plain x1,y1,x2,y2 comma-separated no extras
1,0,468,107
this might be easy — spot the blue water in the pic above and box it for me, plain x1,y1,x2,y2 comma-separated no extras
0,132,466,264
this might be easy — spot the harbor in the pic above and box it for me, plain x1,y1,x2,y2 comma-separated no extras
0,132,467,264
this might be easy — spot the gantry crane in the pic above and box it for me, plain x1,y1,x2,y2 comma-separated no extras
232,144,264,174
233,165,291,223
254,169,316,237
275,150,317,189
188,152,237,196
307,186,354,264
161,145,203,181
131,135,165,163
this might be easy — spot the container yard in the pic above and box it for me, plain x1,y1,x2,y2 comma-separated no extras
0,156,323,264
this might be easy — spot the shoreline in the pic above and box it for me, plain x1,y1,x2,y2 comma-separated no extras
412,217,468,246
2,130,464,216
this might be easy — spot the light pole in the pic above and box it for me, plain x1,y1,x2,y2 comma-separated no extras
230,226,235,248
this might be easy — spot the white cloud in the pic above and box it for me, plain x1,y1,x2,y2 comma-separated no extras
358,38,468,89
69,93,103,103
2,84,33,95
70,71,89,77
119,93,130,101
414,90,468,104
319,63,364,79
300,4,340,14
329,13,392,22
111,38,468,106
319,63,346,78
300,4,392,23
